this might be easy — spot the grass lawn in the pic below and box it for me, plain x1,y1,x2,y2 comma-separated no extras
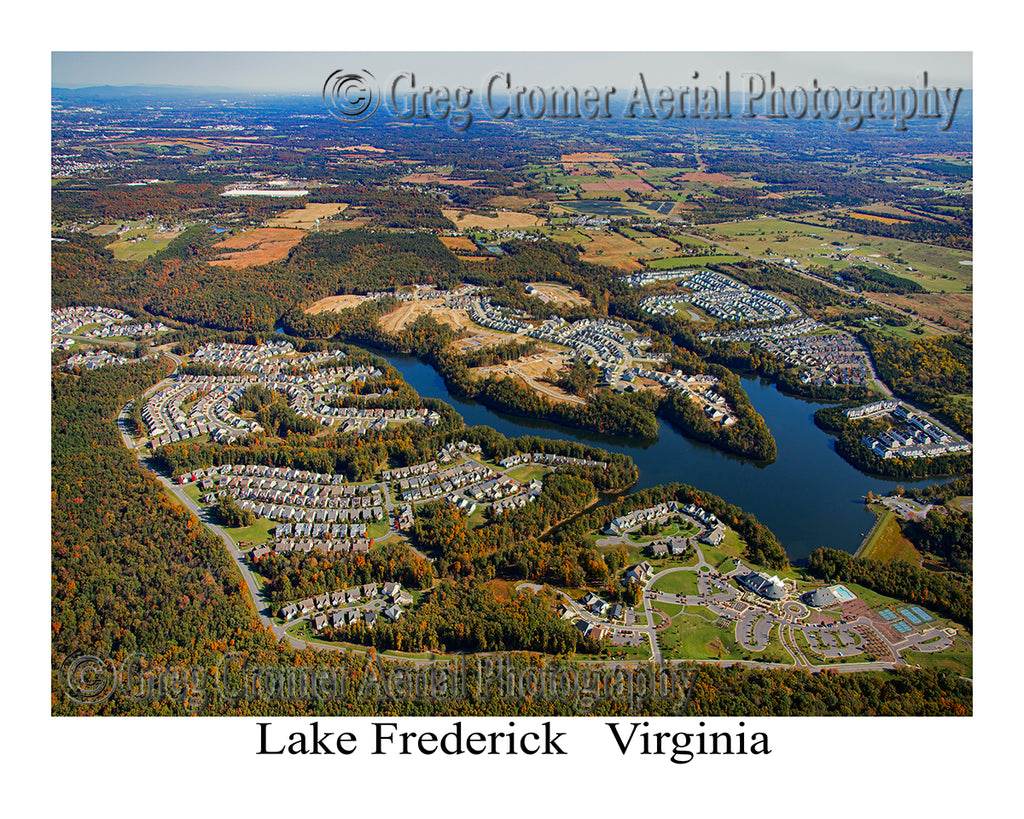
632,520,699,543
222,517,277,546
858,508,923,564
182,484,204,504
658,613,746,661
508,464,552,483
651,571,700,596
903,637,973,677
366,519,389,540
652,601,685,619
596,643,653,662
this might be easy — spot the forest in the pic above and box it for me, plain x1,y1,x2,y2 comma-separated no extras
860,333,973,437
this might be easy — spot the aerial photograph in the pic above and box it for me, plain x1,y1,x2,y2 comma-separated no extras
50,50,975,727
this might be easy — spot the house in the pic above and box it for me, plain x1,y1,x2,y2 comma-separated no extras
363,611,378,628
700,522,726,546
298,598,315,615
331,611,347,629
279,603,298,621
383,604,403,622
313,614,328,631
314,593,330,610
624,562,654,585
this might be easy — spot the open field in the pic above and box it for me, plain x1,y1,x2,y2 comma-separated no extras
581,177,657,194
207,228,305,268
658,612,745,661
106,229,182,261
304,294,371,314
487,195,542,209
561,152,617,164
526,282,591,307
442,209,543,230
266,202,348,229
708,218,972,292
550,229,673,270
439,235,480,253
868,291,973,332
402,173,485,187
646,254,744,269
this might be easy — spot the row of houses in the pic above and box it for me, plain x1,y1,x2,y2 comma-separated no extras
252,535,372,558
78,321,167,339
497,452,608,470
192,340,347,374
281,581,412,631
51,305,134,337
65,349,131,370
604,502,679,536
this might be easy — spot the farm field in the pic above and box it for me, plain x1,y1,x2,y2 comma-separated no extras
266,202,348,229
442,209,543,229
547,228,676,270
207,227,305,268
439,235,480,252
708,218,973,292
105,228,182,261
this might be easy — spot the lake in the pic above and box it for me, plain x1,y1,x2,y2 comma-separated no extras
367,349,942,562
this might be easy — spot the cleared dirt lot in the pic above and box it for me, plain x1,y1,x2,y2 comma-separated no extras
304,294,371,314
473,348,583,404
207,228,305,268
378,299,515,349
526,282,591,307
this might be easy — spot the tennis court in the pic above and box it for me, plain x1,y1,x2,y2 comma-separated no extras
878,609,897,621
899,608,922,625
893,621,912,634
911,606,933,622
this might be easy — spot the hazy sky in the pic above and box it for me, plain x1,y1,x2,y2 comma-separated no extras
52,52,972,94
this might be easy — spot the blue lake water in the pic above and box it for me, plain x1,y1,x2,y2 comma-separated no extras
368,349,942,562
